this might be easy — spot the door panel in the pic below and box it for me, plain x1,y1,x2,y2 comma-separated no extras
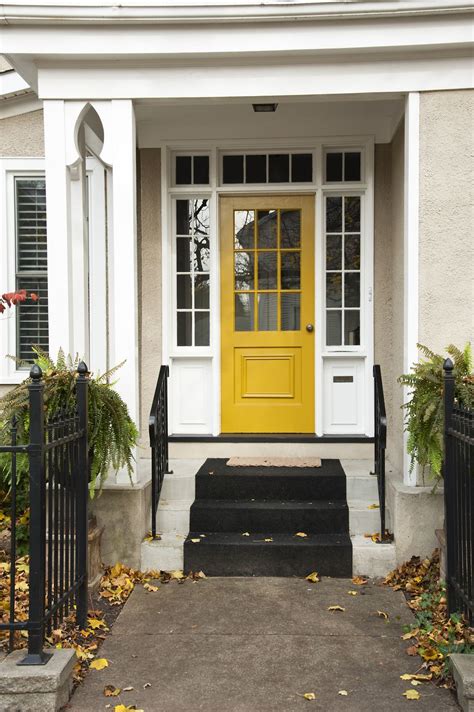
221,195,315,433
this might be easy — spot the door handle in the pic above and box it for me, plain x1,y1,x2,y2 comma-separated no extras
306,323,314,333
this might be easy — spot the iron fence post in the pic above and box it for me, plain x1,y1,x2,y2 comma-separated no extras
443,357,456,615
76,362,89,629
19,364,51,665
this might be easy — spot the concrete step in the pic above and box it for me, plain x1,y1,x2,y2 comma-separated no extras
170,441,373,460
351,534,396,577
348,499,388,536
141,533,185,572
155,499,193,534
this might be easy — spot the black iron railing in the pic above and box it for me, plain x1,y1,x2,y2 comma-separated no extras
149,365,171,539
0,362,89,664
443,359,473,624
373,364,388,542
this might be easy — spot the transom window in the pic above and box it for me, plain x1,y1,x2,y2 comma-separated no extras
174,154,210,186
222,152,313,185
325,150,362,183
233,208,301,331
325,195,361,346
175,198,211,346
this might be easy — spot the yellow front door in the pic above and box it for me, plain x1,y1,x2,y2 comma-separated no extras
221,195,315,433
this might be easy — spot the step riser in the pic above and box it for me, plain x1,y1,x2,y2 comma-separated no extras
184,542,352,577
196,476,346,501
190,505,348,534
346,478,378,500
155,505,191,534
171,443,372,459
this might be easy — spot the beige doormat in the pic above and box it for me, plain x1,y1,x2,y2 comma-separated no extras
226,457,321,468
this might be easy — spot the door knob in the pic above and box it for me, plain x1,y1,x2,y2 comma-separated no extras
306,323,314,332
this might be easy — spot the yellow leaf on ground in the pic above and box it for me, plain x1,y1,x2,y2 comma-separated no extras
403,689,420,700
295,532,308,538
242,532,250,536
170,570,184,580
303,692,316,700
368,504,380,509
347,591,358,596
104,685,121,697
90,658,109,671
351,576,368,585
420,647,440,661
110,563,123,578
401,630,418,640
264,538,273,542
377,610,389,620
144,583,159,592
306,572,320,583
88,618,107,630
338,690,349,696
114,706,144,712
190,538,201,543
411,680,422,686
196,571,206,578
328,605,345,612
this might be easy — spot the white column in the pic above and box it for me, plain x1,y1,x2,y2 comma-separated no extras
108,100,139,483
43,100,74,358
403,92,420,486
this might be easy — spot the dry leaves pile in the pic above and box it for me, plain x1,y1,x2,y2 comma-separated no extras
384,549,473,687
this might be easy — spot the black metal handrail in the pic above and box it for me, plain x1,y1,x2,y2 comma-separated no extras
149,365,171,539
373,364,388,542
0,362,89,664
443,359,473,624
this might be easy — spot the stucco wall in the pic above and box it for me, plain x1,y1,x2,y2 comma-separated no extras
374,120,405,475
138,148,162,447
0,109,44,156
419,90,474,351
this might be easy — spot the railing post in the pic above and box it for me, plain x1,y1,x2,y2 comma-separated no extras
75,361,89,629
20,365,51,665
443,357,456,615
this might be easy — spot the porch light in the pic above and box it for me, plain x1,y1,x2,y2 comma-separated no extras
252,103,278,113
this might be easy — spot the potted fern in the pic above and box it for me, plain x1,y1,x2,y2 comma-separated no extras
398,343,473,485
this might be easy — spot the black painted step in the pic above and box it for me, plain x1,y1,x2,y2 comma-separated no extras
184,532,352,577
195,458,346,501
189,499,348,534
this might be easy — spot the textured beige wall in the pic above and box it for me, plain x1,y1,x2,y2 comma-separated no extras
419,90,474,351
374,120,405,475
0,109,44,156
138,149,162,448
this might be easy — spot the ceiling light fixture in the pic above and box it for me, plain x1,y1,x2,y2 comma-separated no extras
252,103,278,113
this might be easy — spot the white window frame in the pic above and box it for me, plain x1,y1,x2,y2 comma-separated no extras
162,137,374,436
0,158,46,385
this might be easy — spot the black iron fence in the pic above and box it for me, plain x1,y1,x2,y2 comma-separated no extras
443,359,473,624
0,362,89,664
149,365,170,539
373,365,388,542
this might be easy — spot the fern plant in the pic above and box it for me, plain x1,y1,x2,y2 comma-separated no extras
0,348,139,495
398,343,473,482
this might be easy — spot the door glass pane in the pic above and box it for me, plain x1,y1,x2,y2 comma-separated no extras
326,273,342,307
235,293,254,331
344,152,361,182
193,199,210,237
345,273,360,308
280,210,300,248
281,293,300,331
177,312,192,345
234,210,254,249
176,156,192,185
176,237,191,272
223,155,244,184
177,275,192,308
281,252,300,289
344,235,360,269
257,210,277,248
291,154,312,182
258,293,277,331
235,252,254,290
194,236,210,272
195,312,210,346
246,154,266,183
194,274,210,308
326,311,342,345
176,200,191,235
344,196,361,232
326,196,342,232
326,235,342,270
345,310,360,345
269,154,289,183
258,252,277,289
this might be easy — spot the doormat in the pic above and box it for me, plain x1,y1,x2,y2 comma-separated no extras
226,457,321,468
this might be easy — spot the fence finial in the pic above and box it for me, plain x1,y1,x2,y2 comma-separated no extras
29,364,42,381
77,361,89,376
443,358,454,373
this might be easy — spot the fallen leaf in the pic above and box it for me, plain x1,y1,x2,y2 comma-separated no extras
88,617,107,630
196,571,206,578
144,583,159,592
295,532,308,538
403,689,420,700
406,645,419,656
143,682,152,689
368,503,380,509
328,605,345,612
400,673,432,682
90,658,109,671
104,685,121,697
114,706,144,712
420,646,440,661
351,576,368,585
264,538,273,542
305,572,320,583
347,591,358,596
170,570,184,580
242,532,250,537
303,692,316,700
122,686,134,691
401,630,418,640
190,539,201,543
411,680,422,686
338,690,349,696
377,610,389,620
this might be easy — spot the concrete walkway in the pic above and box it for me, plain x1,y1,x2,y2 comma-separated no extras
67,578,459,712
